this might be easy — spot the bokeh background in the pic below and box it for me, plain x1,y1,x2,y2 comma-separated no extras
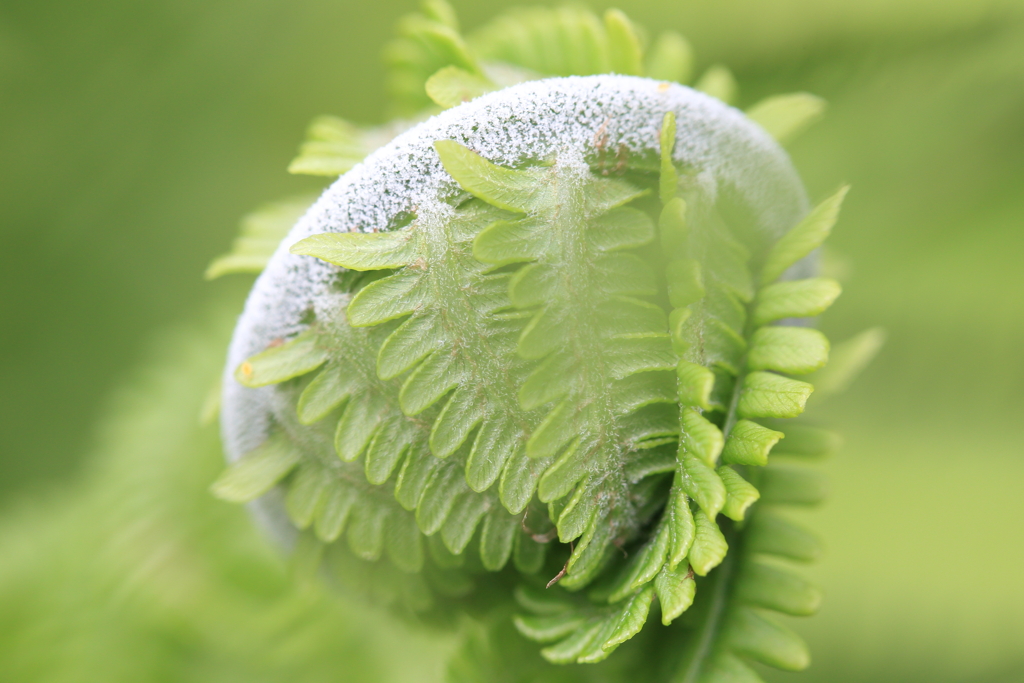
1,0,1022,681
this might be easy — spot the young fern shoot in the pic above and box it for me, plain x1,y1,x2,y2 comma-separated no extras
209,4,871,681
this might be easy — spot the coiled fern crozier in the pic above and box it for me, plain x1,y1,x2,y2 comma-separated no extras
208,3,879,681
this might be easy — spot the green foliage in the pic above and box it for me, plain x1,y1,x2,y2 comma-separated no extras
426,66,496,108
287,116,376,176
694,65,738,105
208,2,874,681
746,94,827,145
205,196,316,278
759,186,849,286
210,432,302,502
807,327,886,398
645,31,694,84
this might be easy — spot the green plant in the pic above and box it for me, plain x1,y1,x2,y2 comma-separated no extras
207,3,879,681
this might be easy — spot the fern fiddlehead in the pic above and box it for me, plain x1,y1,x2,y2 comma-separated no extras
209,4,864,680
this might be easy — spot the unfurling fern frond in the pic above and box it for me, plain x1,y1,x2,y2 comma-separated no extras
210,3,877,681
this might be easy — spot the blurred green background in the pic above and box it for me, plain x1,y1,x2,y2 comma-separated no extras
1,0,1022,681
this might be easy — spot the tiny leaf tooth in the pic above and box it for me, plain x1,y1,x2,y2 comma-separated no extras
465,415,520,492
290,230,418,270
364,414,413,485
515,584,574,616
398,350,463,415
440,492,490,554
669,306,692,353
680,407,725,466
724,607,811,671
386,512,425,573
604,522,666,602
474,217,548,266
314,483,356,543
285,463,328,529
746,510,822,562
703,318,747,374
346,502,389,561
235,329,329,388
722,419,784,467
759,466,828,506
513,526,548,574
376,312,444,380
678,452,726,519
718,465,760,521
753,277,842,326
394,448,439,511
645,30,693,83
518,306,566,360
561,519,615,589
519,352,575,410
513,612,589,643
676,361,715,410
659,197,689,256
429,386,483,458
748,326,830,375
527,400,577,460
425,65,495,109
766,422,841,459
538,439,588,503
655,567,696,625
760,186,849,285
604,337,677,380
436,140,541,213
699,651,765,683
617,403,680,444
415,464,467,535
695,64,738,104
659,112,679,204
592,253,658,296
746,92,826,144
595,296,667,338
479,505,518,571
508,262,558,308
286,116,368,177
540,622,604,665
736,561,822,616
334,392,386,462
499,447,547,515
346,269,427,327
688,510,728,576
587,206,656,252
609,372,677,415
604,9,643,76
666,477,696,568
211,434,302,503
737,371,814,419
666,258,705,307
297,363,357,425
600,585,656,652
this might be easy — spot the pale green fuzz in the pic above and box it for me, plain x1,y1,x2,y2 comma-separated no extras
209,1,882,678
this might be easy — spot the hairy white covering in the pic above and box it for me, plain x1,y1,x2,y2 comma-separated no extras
221,75,809,536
